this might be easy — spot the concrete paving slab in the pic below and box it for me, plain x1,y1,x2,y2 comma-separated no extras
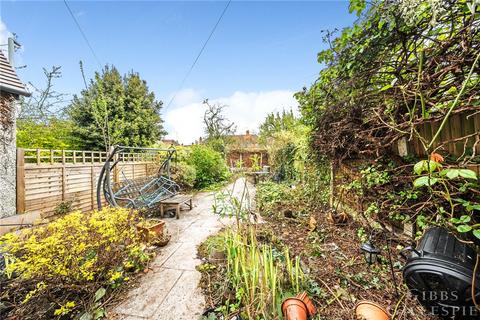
114,315,146,320
151,270,205,320
150,242,183,268
112,268,183,318
180,226,221,243
161,241,202,271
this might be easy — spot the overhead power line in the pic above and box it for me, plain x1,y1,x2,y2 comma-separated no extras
63,0,103,69
164,0,232,111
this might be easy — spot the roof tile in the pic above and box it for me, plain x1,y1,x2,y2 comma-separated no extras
0,50,30,96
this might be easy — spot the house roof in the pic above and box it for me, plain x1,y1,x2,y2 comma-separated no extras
0,51,30,97
161,139,179,145
227,130,266,152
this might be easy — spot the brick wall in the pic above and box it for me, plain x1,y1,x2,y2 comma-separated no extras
227,151,269,168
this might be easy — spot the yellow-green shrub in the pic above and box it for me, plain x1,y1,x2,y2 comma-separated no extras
171,162,197,189
0,207,151,319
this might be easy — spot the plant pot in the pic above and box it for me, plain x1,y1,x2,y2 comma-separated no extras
136,219,165,242
354,300,390,320
296,291,316,317
153,231,171,247
281,297,308,320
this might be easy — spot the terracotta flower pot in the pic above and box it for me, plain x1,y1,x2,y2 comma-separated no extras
281,297,308,320
354,300,390,320
296,291,316,317
137,219,165,242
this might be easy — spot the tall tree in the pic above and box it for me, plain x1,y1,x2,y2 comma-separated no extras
18,66,66,122
203,99,236,139
68,66,166,150
258,109,297,142
16,66,81,149
123,73,164,146
202,99,236,154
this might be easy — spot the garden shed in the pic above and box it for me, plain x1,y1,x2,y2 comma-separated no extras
226,130,268,168
0,50,30,218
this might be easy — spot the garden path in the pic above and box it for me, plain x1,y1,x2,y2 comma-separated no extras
111,178,253,320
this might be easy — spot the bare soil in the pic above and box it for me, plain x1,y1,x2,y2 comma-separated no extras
198,208,436,319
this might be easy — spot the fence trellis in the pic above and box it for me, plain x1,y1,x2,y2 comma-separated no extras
22,148,162,165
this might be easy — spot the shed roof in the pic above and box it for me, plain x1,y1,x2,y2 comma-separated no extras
0,50,30,96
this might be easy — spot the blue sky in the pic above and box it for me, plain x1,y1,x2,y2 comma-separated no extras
1,1,356,143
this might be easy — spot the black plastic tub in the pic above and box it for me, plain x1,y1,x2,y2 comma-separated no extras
403,227,480,319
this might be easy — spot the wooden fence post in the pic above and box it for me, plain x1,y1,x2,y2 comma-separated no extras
16,148,26,214
61,150,66,201
113,162,119,183
91,165,95,210
329,161,336,208
475,114,480,155
111,146,119,183
61,167,66,201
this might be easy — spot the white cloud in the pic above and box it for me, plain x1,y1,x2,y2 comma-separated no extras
0,20,12,54
164,89,298,144
168,88,203,108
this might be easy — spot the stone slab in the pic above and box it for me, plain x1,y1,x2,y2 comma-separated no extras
151,270,205,320
112,268,183,318
150,242,183,268
161,242,202,271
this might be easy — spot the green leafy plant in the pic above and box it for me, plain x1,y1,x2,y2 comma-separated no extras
255,181,291,216
234,159,244,169
413,159,479,238
213,178,252,226
187,144,230,189
16,118,81,149
171,162,197,189
297,1,480,163
53,199,75,215
249,153,262,172
224,226,305,319
361,165,390,188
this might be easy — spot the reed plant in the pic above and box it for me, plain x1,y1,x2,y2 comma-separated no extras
224,225,305,319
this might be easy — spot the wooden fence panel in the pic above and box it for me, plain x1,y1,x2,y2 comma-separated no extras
341,111,479,239
18,149,161,218
395,110,480,158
